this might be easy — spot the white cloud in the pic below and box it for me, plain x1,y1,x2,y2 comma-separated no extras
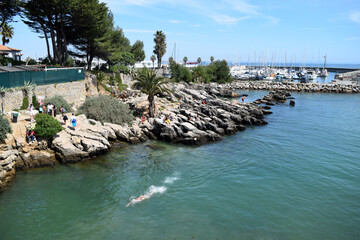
102,0,279,26
349,11,360,24
211,14,249,24
223,0,260,15
345,37,359,41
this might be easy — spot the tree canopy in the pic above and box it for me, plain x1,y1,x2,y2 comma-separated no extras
20,0,143,70
1,23,14,45
169,60,232,83
0,0,20,29
130,40,145,62
153,31,166,68
133,68,171,117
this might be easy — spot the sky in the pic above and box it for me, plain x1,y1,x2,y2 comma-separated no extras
8,0,360,64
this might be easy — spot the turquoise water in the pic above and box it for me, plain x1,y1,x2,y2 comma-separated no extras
0,92,359,240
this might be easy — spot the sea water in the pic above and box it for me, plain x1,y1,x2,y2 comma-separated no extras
0,91,359,240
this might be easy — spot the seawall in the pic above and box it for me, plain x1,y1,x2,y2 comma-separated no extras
226,81,359,93
2,80,89,113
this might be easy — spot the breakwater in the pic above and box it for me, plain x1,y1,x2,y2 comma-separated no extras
225,81,360,93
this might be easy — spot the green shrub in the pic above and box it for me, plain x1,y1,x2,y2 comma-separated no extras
34,114,63,140
206,60,232,83
20,96,29,110
44,95,73,112
77,95,133,126
169,62,192,83
95,71,106,82
32,95,39,109
0,115,12,142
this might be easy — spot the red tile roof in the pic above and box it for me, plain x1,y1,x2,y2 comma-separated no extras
0,44,21,52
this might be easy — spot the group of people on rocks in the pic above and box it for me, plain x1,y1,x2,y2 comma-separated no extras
163,114,173,125
37,102,60,117
25,101,78,145
31,102,77,127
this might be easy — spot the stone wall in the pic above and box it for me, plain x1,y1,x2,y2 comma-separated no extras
2,80,88,113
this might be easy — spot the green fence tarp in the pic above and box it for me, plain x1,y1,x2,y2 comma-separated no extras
0,68,84,88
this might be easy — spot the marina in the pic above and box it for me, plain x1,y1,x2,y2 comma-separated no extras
229,65,359,83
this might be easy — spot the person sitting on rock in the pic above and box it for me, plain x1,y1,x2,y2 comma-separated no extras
165,116,171,125
26,127,34,145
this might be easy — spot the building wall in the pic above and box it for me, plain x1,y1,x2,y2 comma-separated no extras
2,80,87,113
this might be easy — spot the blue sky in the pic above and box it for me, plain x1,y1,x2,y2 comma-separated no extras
9,0,360,64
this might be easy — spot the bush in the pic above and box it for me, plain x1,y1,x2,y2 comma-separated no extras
44,95,73,112
169,62,192,83
77,95,133,126
206,60,232,83
34,114,63,140
110,65,129,74
32,95,39,109
0,115,12,142
20,96,29,110
192,65,210,83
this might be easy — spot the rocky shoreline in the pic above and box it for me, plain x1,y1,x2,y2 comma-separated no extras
224,81,360,93
0,82,291,191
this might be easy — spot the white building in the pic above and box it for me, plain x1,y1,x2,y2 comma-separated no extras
134,60,158,69
0,44,22,61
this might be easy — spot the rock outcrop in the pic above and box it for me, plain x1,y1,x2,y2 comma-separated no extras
1,82,284,191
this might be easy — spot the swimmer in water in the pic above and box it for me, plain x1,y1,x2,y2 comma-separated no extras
126,191,154,207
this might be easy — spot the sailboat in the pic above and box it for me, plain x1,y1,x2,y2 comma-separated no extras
318,55,329,77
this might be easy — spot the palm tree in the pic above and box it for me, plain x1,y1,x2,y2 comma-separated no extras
168,57,174,63
153,31,167,68
150,55,156,69
1,23,14,45
210,56,214,63
132,68,171,117
183,56,188,65
197,57,202,65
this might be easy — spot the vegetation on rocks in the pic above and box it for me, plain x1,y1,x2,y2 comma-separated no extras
169,62,192,83
34,114,63,140
0,114,12,142
169,59,232,83
77,95,133,126
20,96,29,110
44,95,73,112
32,95,39,109
133,68,172,117
206,60,232,83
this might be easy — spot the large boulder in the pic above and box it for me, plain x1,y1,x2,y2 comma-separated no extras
52,131,89,163
17,150,56,169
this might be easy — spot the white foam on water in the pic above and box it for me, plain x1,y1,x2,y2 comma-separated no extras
164,176,178,184
146,185,167,196
126,185,167,207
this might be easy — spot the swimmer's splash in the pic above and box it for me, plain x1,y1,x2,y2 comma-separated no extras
125,185,166,207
